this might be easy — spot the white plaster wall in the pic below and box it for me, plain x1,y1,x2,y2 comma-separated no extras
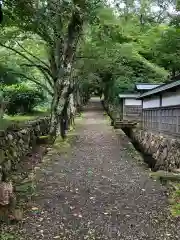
162,89,180,107
124,98,142,106
143,96,160,109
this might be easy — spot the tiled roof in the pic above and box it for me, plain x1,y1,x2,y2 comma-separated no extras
138,78,180,99
135,83,162,90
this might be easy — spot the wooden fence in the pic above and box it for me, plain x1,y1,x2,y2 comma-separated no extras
143,106,180,136
124,105,142,121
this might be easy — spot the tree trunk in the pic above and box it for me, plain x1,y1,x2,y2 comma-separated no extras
49,88,59,142
172,68,176,78
60,93,70,139
68,93,76,127
60,117,67,140
75,85,81,113
0,92,4,119
49,7,83,141
49,77,73,140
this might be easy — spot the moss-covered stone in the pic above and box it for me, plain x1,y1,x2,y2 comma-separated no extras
130,127,180,171
0,117,50,178
36,135,50,144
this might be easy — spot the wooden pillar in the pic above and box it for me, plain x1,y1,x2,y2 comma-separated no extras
122,99,125,120
176,107,179,134
141,98,143,128
159,94,162,133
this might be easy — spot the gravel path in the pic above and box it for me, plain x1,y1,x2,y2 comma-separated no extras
15,99,180,239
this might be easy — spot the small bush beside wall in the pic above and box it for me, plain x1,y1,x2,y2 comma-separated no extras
2,84,45,115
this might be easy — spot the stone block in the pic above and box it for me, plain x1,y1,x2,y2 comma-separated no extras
0,117,50,178
130,127,180,171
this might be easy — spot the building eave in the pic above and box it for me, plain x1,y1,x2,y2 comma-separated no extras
138,80,180,99
119,93,140,99
135,83,163,91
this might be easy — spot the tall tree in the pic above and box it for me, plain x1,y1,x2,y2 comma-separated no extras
1,0,101,140
76,5,168,106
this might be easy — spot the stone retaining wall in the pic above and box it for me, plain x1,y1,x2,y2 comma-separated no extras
0,117,50,177
103,102,180,171
128,128,180,171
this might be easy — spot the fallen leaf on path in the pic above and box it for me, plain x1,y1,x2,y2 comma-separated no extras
32,207,39,211
103,212,108,215
70,206,75,210
89,196,95,200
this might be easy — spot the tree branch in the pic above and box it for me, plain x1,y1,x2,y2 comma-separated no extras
64,9,83,65
15,40,50,69
0,42,37,66
49,47,58,82
75,55,98,59
20,63,51,76
9,71,53,96
0,42,54,87
20,63,54,88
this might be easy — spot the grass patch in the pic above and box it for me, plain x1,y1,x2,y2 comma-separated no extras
53,137,70,151
16,181,36,195
0,111,49,130
4,110,48,121
4,115,38,122
170,183,180,217
149,172,180,217
76,112,83,120
69,125,75,131
0,233,19,240
0,118,12,130
36,135,50,144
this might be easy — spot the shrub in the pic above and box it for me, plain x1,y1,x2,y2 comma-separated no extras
2,84,45,115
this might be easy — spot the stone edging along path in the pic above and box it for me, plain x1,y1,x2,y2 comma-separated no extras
0,117,50,175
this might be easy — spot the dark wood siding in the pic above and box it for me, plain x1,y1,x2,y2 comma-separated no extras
124,105,142,121
142,105,180,136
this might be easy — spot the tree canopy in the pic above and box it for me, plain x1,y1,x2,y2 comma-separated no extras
0,0,179,136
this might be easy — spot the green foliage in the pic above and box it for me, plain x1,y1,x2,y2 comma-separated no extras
0,112,48,130
4,113,47,122
153,27,180,75
2,84,45,115
177,0,180,11
170,184,180,217
0,64,19,85
76,6,169,103
0,0,178,114
0,233,18,240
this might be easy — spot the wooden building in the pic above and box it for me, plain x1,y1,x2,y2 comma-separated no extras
118,93,141,120
138,78,180,136
118,83,162,121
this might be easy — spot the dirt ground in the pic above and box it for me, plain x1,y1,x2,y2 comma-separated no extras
2,98,180,240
